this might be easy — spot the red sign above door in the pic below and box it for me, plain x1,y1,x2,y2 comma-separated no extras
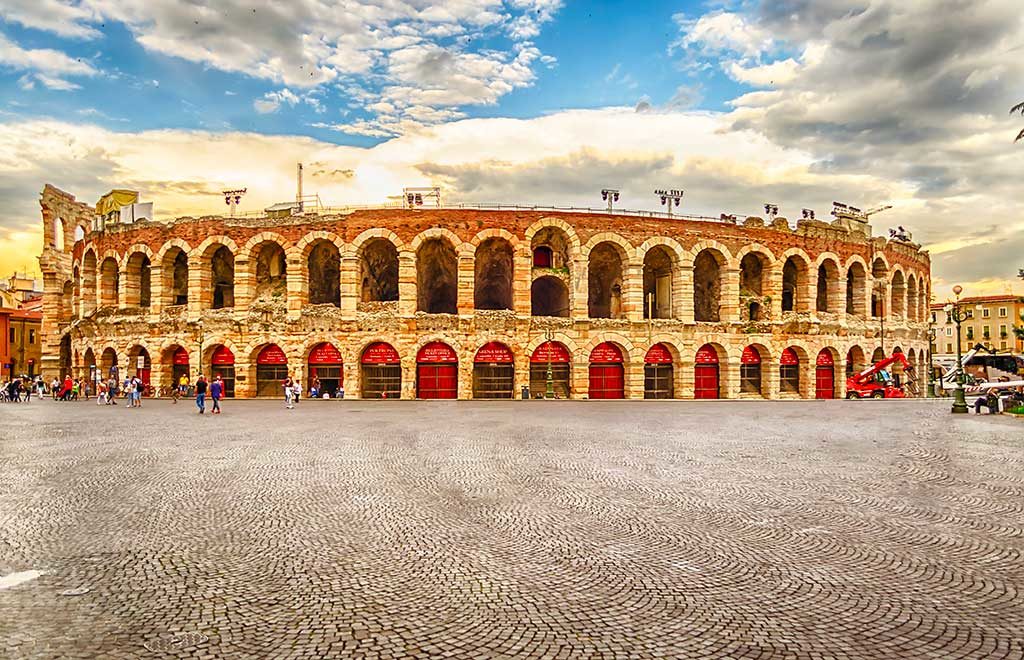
308,342,342,364
780,348,799,365
417,341,458,363
816,350,834,366
211,346,235,365
362,342,400,365
475,341,513,363
644,343,673,364
173,347,190,365
590,342,623,363
695,344,719,364
257,344,288,365
531,341,570,363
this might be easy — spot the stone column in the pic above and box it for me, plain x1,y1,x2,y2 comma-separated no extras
571,257,588,318
768,266,783,321
513,253,532,316
233,258,253,312
398,252,417,316
343,361,359,399
340,256,359,314
625,359,644,399
458,359,473,400
118,266,130,310
622,263,644,321
678,263,694,323
765,360,780,399
186,255,205,318
149,264,164,315
457,252,475,316
721,267,741,323
286,257,303,319
572,358,588,399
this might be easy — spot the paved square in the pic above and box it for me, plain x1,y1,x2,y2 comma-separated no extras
1,399,1022,659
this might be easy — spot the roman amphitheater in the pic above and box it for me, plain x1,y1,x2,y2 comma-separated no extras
37,184,931,400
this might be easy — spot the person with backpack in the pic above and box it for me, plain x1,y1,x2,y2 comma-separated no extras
283,375,294,409
210,375,223,414
195,374,208,414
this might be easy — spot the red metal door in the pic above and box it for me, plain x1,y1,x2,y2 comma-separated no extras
815,366,835,399
694,364,719,399
417,364,458,399
588,364,624,399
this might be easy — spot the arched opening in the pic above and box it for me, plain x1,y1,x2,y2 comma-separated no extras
416,341,458,399
82,250,97,315
531,276,569,317
128,345,152,392
532,245,553,268
748,301,762,322
815,349,835,399
209,345,235,397
100,347,119,380
53,217,65,250
361,342,401,399
416,238,457,314
530,227,570,270
530,341,571,399
871,258,887,317
252,241,287,303
871,347,886,363
694,344,720,399
164,345,190,393
588,342,624,399
360,238,399,303
587,242,625,319
60,281,74,322
473,342,514,399
781,256,807,312
59,334,72,379
307,240,340,306
906,276,918,322
643,247,674,319
125,252,152,308
739,252,767,297
307,342,343,397
255,344,288,397
846,262,867,316
780,348,801,395
846,346,866,379
693,249,724,322
474,238,514,310
209,245,235,309
84,347,96,389
644,343,674,399
890,271,906,319
740,345,765,396
99,257,119,308
816,261,839,313
163,248,189,306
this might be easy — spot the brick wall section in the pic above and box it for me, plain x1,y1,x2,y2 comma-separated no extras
43,185,931,400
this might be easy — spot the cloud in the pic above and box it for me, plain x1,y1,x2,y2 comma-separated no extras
0,33,97,90
29,1,561,133
254,88,301,114
0,0,102,39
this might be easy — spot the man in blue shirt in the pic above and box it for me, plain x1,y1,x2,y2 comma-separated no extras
210,376,223,415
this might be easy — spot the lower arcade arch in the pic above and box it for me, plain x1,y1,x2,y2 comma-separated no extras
208,345,236,397
588,342,625,399
643,343,674,399
254,344,288,397
416,341,458,399
472,342,515,399
361,342,401,399
815,349,836,399
529,341,571,399
694,344,721,399
307,342,343,397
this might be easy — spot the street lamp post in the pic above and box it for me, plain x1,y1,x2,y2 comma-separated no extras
195,319,205,379
927,327,937,398
944,285,969,414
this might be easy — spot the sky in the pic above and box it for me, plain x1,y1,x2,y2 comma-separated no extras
0,0,1022,300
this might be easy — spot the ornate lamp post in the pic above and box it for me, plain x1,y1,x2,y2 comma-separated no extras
926,326,937,398
944,285,970,414
194,319,205,378
544,327,554,399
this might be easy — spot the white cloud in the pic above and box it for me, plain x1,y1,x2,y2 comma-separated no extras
674,11,774,59
0,0,102,39
0,33,97,91
254,88,301,114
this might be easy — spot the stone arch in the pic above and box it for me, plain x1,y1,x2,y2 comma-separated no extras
474,236,514,310
693,246,728,322
779,343,811,398
739,342,772,397
845,260,868,317
778,248,812,313
906,274,918,322
470,227,520,250
416,236,458,313
60,279,74,322
524,217,581,260
640,239,683,320
814,254,841,313
98,253,120,308
193,238,238,310
890,268,906,319
246,237,289,304
158,239,191,307
531,276,569,317
583,334,637,364
587,240,629,319
737,245,774,322
349,228,405,257
409,227,465,253
122,245,154,308
81,248,97,315
359,236,400,303
305,238,341,306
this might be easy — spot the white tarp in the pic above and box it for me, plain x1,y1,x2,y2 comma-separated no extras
119,202,153,224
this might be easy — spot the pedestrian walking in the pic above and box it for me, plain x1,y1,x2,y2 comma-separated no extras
133,375,143,408
210,375,223,414
195,374,208,414
292,378,301,406
283,376,294,409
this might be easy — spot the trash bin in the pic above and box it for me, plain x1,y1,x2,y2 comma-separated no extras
521,385,529,400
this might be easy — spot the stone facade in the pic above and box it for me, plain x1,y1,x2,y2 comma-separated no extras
38,184,931,399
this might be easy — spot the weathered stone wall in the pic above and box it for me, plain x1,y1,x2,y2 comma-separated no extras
43,187,931,399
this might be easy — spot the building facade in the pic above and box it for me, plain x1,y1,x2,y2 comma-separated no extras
0,307,43,379
38,184,931,399
930,295,1024,358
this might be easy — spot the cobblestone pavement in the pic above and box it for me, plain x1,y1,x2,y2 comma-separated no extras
0,399,1022,659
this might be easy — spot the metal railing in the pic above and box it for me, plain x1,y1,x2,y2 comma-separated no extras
224,202,737,224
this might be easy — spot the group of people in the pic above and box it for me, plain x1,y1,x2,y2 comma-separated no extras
192,374,225,414
307,377,344,400
93,374,147,407
972,386,1024,414
3,376,44,402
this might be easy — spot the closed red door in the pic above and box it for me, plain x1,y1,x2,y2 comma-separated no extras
694,364,719,399
417,364,458,399
815,366,835,399
588,364,624,399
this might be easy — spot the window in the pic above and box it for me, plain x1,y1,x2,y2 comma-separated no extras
945,327,952,337
966,327,974,340
999,307,1007,317
946,343,953,353
931,312,936,323
780,364,800,393
982,308,990,318
982,325,990,338
740,363,761,394
29,329,35,344
1001,341,1007,349
8,328,13,343
1000,324,1007,337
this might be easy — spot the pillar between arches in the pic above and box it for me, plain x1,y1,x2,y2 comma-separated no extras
340,256,359,313
571,257,588,318
398,254,417,316
457,254,474,315
721,267,740,322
